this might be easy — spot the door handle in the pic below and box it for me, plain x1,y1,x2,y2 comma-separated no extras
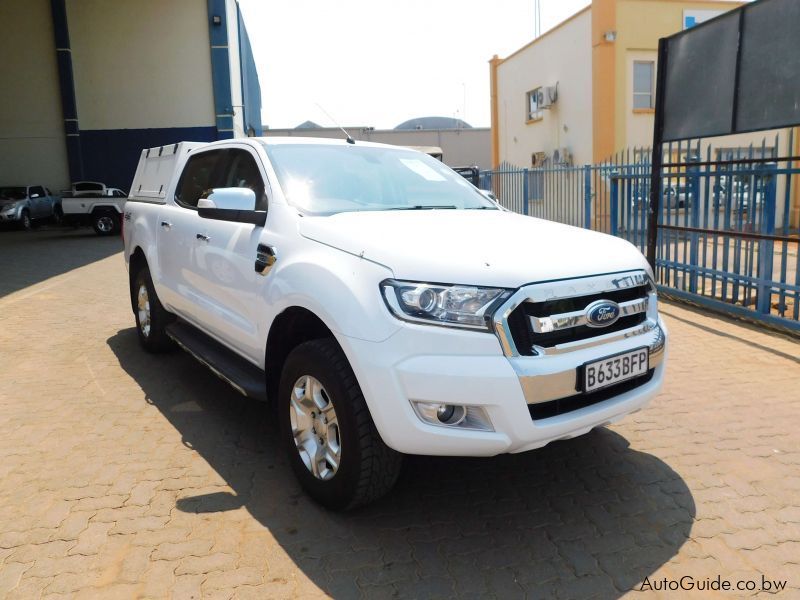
160,221,172,230
196,233,210,242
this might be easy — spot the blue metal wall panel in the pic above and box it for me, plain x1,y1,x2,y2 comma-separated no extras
79,127,217,190
207,0,234,139
49,0,83,181
237,5,262,136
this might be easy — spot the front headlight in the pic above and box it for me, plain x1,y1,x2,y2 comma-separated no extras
381,279,511,330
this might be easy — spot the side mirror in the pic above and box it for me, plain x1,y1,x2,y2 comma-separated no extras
30,194,40,199
480,189,498,202
198,188,265,225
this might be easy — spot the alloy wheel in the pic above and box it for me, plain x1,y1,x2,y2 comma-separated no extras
137,283,151,338
289,375,341,480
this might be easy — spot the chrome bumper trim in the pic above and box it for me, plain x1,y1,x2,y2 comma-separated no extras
512,322,666,405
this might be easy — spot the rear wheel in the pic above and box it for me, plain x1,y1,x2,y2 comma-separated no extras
278,339,402,510
131,265,174,352
92,211,119,236
52,205,64,225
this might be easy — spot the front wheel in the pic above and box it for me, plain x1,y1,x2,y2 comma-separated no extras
278,339,402,510
18,210,31,231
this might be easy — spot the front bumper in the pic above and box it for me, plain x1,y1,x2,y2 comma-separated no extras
340,314,667,457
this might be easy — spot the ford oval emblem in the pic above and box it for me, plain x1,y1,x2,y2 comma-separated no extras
585,300,620,328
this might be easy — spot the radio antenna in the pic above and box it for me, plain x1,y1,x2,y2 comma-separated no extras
315,103,355,144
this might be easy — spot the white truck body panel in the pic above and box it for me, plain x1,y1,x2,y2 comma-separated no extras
61,196,125,215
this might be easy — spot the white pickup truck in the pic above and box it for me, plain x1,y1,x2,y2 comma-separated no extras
61,185,127,236
123,138,667,509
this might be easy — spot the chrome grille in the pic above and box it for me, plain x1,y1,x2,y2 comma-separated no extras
493,271,655,357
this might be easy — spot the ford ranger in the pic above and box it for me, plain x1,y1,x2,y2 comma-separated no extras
122,138,667,510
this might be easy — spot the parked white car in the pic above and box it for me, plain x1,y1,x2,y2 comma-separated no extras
123,138,667,509
60,188,126,235
0,185,61,229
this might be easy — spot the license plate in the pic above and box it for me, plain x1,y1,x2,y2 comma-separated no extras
582,347,649,393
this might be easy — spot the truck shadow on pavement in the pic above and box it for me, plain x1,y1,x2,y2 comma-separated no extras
108,328,695,599
0,228,122,298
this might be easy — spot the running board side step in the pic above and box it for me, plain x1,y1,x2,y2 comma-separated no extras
165,321,267,402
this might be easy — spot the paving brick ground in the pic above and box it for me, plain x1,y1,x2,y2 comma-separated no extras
0,228,798,599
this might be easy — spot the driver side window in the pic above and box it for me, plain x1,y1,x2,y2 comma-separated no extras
222,150,267,211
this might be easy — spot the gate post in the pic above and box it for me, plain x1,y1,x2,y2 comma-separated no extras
522,168,530,216
757,162,778,314
583,166,592,229
610,172,620,237
687,154,701,294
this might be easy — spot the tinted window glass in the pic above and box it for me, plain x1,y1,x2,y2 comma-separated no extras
222,150,266,210
75,182,103,191
175,150,224,208
30,186,45,197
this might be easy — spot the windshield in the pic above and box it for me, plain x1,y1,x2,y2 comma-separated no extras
0,187,26,200
263,143,495,215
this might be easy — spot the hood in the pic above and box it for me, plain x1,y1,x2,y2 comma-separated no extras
299,209,649,288
0,198,20,207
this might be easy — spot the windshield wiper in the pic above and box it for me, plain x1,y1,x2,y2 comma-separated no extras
391,205,458,210
465,206,498,210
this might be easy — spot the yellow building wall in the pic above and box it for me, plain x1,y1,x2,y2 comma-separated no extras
613,0,744,155
67,0,216,130
591,0,616,163
0,0,70,190
494,8,593,169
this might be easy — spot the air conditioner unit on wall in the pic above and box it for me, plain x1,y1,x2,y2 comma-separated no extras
531,151,547,168
553,147,572,166
539,85,558,109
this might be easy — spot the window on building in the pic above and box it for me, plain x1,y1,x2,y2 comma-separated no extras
633,61,655,109
526,88,543,121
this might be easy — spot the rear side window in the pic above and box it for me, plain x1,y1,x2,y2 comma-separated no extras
175,150,225,208
221,150,266,210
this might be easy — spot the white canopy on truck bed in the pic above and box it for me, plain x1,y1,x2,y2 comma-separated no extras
129,142,207,203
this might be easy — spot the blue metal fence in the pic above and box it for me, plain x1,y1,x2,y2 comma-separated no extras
480,135,800,333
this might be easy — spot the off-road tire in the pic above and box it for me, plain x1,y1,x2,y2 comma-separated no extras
131,264,175,353
278,338,402,510
92,210,120,236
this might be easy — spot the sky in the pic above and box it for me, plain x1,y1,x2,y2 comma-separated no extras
237,0,591,130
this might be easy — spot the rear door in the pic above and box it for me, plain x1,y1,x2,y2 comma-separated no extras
156,149,226,323
190,148,269,359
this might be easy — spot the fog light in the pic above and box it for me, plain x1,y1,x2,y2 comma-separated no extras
411,402,492,431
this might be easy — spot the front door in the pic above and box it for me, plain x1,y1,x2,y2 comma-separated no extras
28,186,49,218
190,148,270,361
